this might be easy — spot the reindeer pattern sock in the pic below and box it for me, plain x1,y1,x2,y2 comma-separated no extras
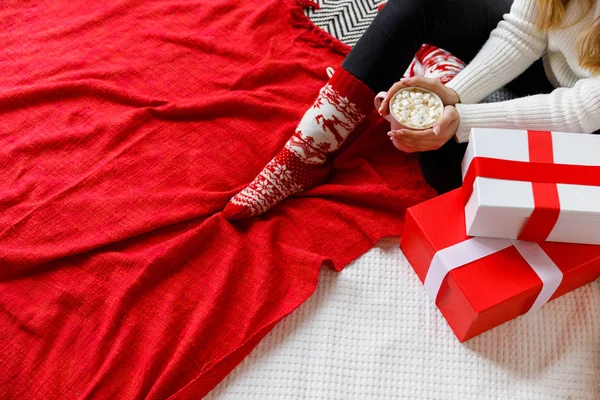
223,67,374,220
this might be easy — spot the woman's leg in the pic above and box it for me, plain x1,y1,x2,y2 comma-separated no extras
225,0,513,219
343,0,514,93
341,0,513,195
224,67,375,220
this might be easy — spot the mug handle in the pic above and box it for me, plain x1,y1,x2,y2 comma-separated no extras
374,91,391,123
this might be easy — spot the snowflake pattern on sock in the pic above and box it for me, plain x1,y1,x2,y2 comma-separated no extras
227,80,365,218
228,148,328,216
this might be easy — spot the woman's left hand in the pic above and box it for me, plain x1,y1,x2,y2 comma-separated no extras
389,105,460,152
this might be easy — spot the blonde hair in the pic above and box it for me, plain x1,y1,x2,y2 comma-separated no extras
537,0,600,74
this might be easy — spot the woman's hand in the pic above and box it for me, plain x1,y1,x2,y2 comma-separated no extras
388,105,460,152
378,77,461,118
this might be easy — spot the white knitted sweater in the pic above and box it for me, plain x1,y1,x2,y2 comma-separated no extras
446,0,600,142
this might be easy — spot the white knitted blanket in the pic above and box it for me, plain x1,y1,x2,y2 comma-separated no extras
207,237,600,399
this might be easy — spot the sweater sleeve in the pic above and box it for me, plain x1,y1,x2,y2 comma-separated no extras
454,76,600,142
445,0,548,104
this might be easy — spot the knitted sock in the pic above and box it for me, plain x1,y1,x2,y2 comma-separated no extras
418,45,466,84
223,67,374,220
402,45,465,83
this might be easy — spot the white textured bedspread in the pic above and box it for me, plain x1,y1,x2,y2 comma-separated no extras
207,237,599,399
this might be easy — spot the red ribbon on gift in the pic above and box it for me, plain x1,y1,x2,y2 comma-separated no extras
463,130,600,241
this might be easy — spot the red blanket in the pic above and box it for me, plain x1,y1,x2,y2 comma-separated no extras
0,1,433,398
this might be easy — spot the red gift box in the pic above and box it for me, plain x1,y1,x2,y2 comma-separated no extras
400,189,600,342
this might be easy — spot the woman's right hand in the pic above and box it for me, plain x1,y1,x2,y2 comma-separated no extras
378,77,461,117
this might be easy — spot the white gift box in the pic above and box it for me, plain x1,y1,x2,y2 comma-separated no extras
461,128,600,245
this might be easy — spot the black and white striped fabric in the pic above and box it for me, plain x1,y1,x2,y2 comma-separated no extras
303,0,385,47
303,0,515,102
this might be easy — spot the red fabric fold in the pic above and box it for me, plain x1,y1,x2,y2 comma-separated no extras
0,1,432,398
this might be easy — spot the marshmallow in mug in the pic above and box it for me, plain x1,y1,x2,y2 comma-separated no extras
391,88,443,129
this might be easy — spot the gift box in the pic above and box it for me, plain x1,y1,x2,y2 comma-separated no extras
462,129,600,244
400,189,600,342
